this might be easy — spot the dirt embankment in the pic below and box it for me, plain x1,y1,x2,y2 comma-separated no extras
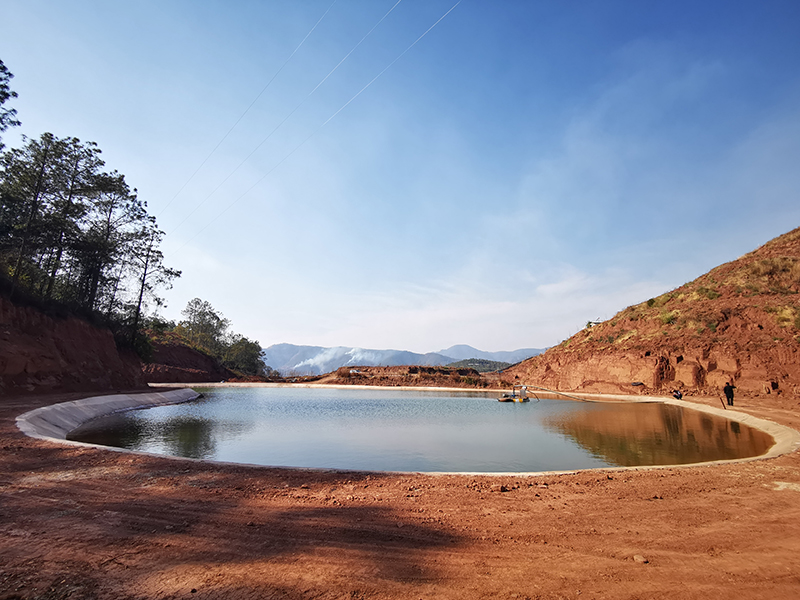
0,292,232,393
3,390,800,599
141,342,234,384
313,365,510,389
0,295,143,396
506,227,800,399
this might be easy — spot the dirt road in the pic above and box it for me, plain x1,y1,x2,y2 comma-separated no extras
2,391,800,599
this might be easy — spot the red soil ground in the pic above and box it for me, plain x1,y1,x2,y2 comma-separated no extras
2,388,800,599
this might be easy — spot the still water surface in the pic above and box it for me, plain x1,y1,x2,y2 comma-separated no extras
69,387,774,472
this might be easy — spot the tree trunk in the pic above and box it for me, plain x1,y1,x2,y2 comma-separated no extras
45,153,82,300
11,138,54,297
131,237,153,342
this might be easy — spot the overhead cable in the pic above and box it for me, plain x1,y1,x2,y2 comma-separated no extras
167,0,405,237
156,0,338,219
167,0,461,260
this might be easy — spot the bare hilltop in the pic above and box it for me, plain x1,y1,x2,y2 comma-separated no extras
506,226,800,399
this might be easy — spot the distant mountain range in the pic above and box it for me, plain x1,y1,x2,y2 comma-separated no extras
262,343,545,376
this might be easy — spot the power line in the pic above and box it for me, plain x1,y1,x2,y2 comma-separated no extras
156,0,338,219
319,1,460,129
166,0,405,237
167,0,461,260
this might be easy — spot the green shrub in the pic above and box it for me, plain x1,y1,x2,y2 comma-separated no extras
697,286,721,300
659,310,678,325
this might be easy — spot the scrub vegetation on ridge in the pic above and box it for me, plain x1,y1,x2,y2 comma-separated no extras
506,227,800,398
445,358,512,372
143,298,279,380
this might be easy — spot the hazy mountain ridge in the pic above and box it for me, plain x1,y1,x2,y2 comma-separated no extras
437,344,544,364
263,343,544,376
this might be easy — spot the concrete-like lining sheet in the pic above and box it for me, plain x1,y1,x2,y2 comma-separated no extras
16,388,200,441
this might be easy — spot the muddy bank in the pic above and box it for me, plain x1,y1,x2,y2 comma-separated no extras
2,389,800,599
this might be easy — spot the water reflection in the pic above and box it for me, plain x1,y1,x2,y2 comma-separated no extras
68,389,775,472
543,402,773,466
69,404,260,460
156,416,216,459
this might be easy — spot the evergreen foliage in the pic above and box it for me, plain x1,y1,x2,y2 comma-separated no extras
1,59,268,373
0,59,20,151
171,298,269,377
0,60,180,354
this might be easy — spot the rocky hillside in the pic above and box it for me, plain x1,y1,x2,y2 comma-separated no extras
0,295,144,396
506,227,800,398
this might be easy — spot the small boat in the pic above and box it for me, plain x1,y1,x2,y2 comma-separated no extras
499,385,530,402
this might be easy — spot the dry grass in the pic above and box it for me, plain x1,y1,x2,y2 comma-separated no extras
659,309,679,325
746,256,800,291
774,306,799,328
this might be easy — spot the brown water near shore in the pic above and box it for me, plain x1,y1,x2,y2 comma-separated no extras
3,389,800,599
544,401,775,466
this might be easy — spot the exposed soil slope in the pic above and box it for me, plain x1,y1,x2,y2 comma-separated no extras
507,227,800,398
0,295,143,396
314,365,510,389
142,340,234,384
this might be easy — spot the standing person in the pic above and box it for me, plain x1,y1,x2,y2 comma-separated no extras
723,381,736,406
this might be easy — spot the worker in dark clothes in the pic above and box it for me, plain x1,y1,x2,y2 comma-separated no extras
723,381,736,406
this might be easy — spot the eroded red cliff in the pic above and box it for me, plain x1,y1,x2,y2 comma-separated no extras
0,295,144,396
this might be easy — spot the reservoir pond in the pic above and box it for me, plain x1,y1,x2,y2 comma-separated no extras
68,387,774,473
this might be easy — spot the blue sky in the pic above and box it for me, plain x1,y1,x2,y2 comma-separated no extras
2,1,800,353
